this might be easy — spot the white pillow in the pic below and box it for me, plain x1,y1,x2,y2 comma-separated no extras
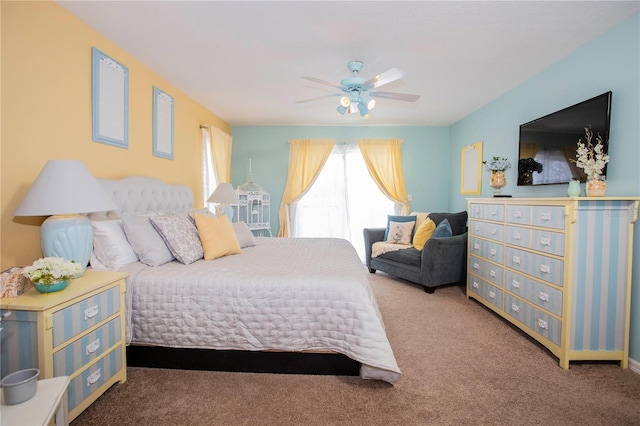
385,221,415,245
90,220,139,269
232,222,257,248
121,215,174,267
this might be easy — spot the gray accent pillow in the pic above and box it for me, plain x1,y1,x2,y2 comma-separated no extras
121,215,175,266
432,218,453,239
232,221,257,248
150,213,204,264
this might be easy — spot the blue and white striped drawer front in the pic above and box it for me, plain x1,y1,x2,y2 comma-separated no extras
52,286,120,347
483,223,504,242
531,206,565,229
469,237,503,263
484,204,505,222
469,256,503,287
504,295,561,346
531,229,564,256
53,316,121,376
66,348,122,413
504,270,562,316
469,204,484,219
505,225,531,249
505,247,564,287
0,310,38,377
468,276,503,309
469,220,483,237
506,205,531,225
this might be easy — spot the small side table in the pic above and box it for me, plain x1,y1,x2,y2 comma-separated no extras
0,376,70,425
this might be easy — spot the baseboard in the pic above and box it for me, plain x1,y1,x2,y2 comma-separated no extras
629,357,640,375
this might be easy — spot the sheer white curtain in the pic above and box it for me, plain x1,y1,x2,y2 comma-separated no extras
293,144,396,261
201,127,217,209
202,126,233,210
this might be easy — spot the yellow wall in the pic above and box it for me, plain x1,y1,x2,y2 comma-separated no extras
0,1,230,268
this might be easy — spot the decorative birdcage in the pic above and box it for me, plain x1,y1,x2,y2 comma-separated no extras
232,164,270,234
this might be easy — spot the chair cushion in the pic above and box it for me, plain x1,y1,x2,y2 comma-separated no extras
377,247,422,268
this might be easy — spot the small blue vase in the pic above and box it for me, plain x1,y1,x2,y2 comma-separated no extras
567,180,581,197
34,280,69,294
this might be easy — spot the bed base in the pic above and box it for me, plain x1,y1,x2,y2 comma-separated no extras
126,345,361,376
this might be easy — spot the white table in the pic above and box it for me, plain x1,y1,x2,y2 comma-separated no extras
0,376,69,425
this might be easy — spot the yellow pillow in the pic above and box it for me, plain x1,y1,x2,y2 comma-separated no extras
194,213,242,260
412,218,436,250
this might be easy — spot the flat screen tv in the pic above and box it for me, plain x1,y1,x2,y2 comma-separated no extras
517,91,612,186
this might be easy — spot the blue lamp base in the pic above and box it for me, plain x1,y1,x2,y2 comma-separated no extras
40,215,93,268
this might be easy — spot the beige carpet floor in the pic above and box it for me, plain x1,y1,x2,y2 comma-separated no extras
73,270,640,425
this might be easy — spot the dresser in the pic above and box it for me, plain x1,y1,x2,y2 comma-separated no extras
1,270,127,421
466,197,638,369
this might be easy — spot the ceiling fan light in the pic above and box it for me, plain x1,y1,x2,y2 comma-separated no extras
336,105,347,115
348,103,359,114
340,96,351,108
358,102,369,117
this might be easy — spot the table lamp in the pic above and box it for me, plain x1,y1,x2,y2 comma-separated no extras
207,183,239,218
13,160,118,268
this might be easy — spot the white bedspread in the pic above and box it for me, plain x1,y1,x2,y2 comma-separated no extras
121,237,401,384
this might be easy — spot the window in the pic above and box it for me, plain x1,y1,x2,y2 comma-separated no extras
293,144,396,261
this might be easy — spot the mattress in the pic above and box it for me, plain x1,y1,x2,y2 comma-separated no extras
120,237,401,384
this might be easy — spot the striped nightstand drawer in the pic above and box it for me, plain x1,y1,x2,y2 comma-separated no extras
66,348,122,414
52,286,120,347
53,316,122,376
505,247,564,287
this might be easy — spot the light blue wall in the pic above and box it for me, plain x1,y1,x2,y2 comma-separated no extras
231,126,450,233
449,14,640,363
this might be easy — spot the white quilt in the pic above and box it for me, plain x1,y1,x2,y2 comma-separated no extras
121,237,401,384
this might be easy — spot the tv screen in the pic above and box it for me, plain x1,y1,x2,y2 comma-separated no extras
517,91,612,186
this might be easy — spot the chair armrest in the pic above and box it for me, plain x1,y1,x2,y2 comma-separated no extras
363,228,386,267
420,232,468,287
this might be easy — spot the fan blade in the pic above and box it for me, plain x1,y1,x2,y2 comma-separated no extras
302,76,344,90
370,91,420,102
295,93,341,103
363,68,406,89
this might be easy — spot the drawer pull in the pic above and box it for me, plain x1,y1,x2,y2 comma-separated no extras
513,211,523,219
473,263,480,271
538,292,549,302
511,303,520,313
474,206,481,214
490,228,497,235
540,265,551,274
513,256,521,264
474,225,481,232
513,232,521,240
511,279,520,289
537,319,548,330
86,338,101,355
489,290,496,299
85,305,99,320
540,238,551,246
472,281,479,289
474,243,480,251
540,212,552,221
490,208,498,216
87,368,102,387
489,269,496,278
489,248,497,256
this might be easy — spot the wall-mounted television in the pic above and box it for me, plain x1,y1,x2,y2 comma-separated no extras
517,91,612,186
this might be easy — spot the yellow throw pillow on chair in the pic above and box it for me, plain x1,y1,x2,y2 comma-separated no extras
412,218,436,250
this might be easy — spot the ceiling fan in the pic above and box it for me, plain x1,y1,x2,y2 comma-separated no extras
297,61,420,117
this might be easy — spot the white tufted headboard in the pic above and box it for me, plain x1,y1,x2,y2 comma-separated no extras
88,176,194,220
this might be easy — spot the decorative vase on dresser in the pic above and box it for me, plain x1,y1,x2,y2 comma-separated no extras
0,270,128,421
467,197,639,369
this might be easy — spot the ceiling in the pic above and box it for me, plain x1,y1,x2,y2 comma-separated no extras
58,1,639,127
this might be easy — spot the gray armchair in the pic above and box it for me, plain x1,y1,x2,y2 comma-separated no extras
363,212,468,293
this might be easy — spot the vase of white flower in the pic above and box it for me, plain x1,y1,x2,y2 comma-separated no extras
483,157,511,196
574,127,609,197
21,257,83,294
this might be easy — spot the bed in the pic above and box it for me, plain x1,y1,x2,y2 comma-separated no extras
88,176,401,384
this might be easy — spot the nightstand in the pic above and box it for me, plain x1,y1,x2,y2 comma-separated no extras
1,270,128,421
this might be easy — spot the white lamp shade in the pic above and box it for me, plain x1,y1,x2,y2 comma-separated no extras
14,160,118,216
207,183,239,205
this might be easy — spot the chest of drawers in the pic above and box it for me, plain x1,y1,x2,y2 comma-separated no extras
1,270,127,421
467,198,638,369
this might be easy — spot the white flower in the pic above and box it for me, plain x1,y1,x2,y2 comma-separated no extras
22,257,83,285
483,157,511,172
574,127,609,181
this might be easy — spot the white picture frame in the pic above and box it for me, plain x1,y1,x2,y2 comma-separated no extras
152,86,174,160
91,47,128,148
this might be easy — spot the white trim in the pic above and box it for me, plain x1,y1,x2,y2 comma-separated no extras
629,357,640,376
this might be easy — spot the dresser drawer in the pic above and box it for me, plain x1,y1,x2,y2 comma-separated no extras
505,247,564,287
504,295,561,346
505,225,531,249
469,237,504,263
469,220,483,237
531,229,565,256
505,270,563,316
469,256,503,287
53,316,122,376
66,348,123,414
483,222,504,242
469,203,484,219
531,206,565,229
52,285,121,347
506,205,531,225
484,204,505,222
468,276,503,309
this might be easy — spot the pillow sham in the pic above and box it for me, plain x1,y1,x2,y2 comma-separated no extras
90,219,139,270
150,213,204,265
121,215,175,266
412,218,436,250
432,218,453,239
384,215,416,240
385,220,415,245
232,221,257,248
194,213,242,260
